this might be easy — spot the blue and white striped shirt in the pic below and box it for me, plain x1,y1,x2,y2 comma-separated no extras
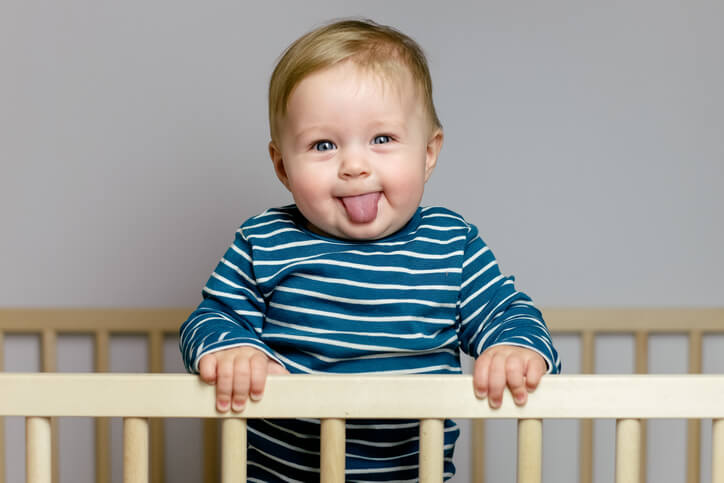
180,205,560,481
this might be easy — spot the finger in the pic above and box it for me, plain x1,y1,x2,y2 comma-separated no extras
215,358,233,412
525,356,546,392
505,356,527,406
268,361,289,375
248,353,268,402
473,353,491,399
231,356,251,413
198,355,217,385
488,353,507,409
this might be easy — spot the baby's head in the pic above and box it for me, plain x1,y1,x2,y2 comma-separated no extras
268,19,444,240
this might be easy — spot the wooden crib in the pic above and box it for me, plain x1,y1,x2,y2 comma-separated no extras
1,308,723,483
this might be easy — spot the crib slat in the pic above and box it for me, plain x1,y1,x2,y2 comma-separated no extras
96,417,111,483
419,418,444,483
580,330,595,483
635,331,648,483
320,418,345,483
472,419,485,483
615,419,641,483
94,330,110,372
95,330,111,483
41,329,57,373
221,418,246,483
40,329,59,483
517,419,542,483
26,416,52,483
148,330,164,483
687,330,703,483
687,418,701,483
713,419,724,483
124,417,149,483
148,330,163,374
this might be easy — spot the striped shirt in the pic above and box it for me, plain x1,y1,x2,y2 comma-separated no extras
180,205,560,481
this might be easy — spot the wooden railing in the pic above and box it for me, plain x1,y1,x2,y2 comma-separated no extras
0,308,188,483
1,308,723,483
2,373,724,483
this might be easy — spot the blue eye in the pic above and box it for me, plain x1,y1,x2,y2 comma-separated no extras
314,140,336,152
372,135,391,145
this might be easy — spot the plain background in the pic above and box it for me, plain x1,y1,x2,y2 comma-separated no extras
1,1,722,482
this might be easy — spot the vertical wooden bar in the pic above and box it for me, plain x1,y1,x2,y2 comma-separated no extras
0,330,5,483
95,330,111,483
203,420,220,483
26,417,52,483
148,330,164,483
615,419,641,483
41,329,57,373
517,419,542,483
713,419,724,483
221,418,246,483
635,331,648,483
321,418,345,483
40,329,58,483
634,331,648,373
419,419,444,483
472,419,485,483
687,330,703,483
124,417,149,483
148,330,163,374
580,331,595,483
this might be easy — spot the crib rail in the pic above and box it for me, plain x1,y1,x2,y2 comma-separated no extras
2,307,724,483
2,373,724,483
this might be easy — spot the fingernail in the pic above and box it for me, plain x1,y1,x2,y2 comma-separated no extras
515,394,526,405
232,399,245,412
217,400,229,412
474,389,486,400
491,399,501,409
250,392,262,402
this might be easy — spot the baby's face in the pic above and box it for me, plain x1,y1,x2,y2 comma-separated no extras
270,61,442,240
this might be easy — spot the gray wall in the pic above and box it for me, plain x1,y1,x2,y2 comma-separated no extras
1,1,722,482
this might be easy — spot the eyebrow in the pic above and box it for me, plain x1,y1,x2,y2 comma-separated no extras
290,119,409,143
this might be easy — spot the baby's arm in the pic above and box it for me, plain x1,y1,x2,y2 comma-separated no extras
180,223,287,412
199,346,288,413
473,345,546,409
457,222,560,408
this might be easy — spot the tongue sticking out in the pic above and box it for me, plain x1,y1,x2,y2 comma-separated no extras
340,192,381,224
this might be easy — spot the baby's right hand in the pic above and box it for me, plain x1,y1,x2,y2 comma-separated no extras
198,346,288,413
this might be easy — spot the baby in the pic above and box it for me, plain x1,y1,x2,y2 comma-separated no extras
180,18,560,481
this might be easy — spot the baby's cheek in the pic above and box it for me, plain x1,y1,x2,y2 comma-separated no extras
385,170,425,208
290,171,330,205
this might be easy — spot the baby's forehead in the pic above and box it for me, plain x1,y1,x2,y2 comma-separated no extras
298,58,422,101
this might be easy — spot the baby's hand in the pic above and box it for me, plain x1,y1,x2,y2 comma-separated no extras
198,346,288,413
473,345,546,409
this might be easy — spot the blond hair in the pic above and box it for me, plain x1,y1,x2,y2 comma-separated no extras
268,19,441,142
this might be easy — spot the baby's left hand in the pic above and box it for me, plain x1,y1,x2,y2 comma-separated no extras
473,345,546,409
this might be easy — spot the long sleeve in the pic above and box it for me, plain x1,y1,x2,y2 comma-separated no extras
179,227,281,374
457,224,561,373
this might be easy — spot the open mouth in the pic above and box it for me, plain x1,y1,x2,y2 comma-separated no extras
339,192,381,224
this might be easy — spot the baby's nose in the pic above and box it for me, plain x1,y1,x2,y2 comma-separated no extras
339,151,371,178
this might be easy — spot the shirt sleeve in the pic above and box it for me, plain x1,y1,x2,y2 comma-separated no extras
179,227,282,374
457,223,561,373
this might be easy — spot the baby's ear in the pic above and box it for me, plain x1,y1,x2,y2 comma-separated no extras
424,129,443,182
269,141,291,191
